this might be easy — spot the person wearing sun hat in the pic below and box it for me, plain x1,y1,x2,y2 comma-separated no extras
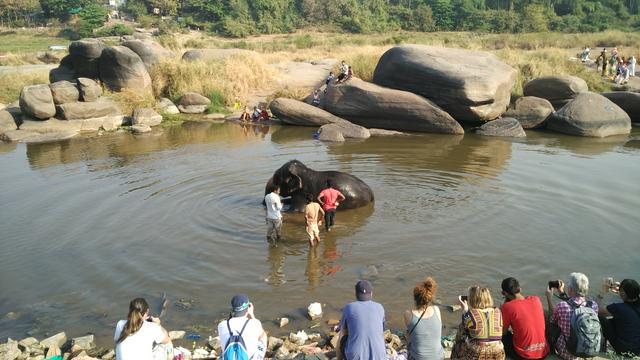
217,294,267,360
336,280,387,360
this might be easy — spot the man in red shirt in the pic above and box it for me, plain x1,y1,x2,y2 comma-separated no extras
501,277,550,360
317,180,345,232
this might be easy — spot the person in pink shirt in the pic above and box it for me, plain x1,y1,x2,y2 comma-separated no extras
317,180,345,232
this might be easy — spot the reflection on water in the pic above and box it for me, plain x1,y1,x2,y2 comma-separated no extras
1,123,639,345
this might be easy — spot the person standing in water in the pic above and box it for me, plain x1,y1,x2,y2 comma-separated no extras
304,193,324,246
264,185,283,244
318,180,345,232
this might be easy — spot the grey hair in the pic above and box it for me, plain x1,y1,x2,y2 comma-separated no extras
567,272,589,297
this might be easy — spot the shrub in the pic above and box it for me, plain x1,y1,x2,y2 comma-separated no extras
95,24,134,37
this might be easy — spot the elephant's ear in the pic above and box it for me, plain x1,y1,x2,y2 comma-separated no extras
288,164,304,190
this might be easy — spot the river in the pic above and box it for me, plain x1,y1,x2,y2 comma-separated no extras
0,122,639,344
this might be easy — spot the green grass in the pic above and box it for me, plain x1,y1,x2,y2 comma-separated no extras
0,28,70,54
206,89,229,114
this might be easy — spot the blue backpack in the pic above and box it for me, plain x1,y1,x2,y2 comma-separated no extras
222,319,251,360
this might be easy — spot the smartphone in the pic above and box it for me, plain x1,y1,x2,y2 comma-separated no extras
459,295,468,302
548,280,560,289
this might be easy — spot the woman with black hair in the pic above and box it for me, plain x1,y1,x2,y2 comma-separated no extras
597,279,640,356
114,298,172,360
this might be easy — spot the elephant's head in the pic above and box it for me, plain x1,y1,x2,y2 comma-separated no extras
271,160,308,196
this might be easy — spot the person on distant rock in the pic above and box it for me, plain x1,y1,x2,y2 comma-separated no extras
601,48,608,76
337,280,386,360
345,66,354,82
317,179,345,232
630,56,637,77
337,61,349,83
325,71,335,92
264,185,283,244
615,61,629,85
114,298,172,360
240,106,251,122
404,277,444,360
304,193,324,246
581,46,590,62
596,279,640,356
218,294,267,360
312,89,321,106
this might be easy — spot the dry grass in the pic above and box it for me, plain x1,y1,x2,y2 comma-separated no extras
106,88,157,116
267,87,314,103
0,70,50,104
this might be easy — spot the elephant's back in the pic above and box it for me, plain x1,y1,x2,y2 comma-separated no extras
322,171,374,208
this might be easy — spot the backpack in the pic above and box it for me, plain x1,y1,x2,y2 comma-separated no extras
223,318,251,360
564,299,601,358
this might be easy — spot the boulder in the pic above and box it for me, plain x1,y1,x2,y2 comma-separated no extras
122,39,171,70
181,48,256,62
318,122,370,142
0,338,21,360
72,335,94,350
548,92,631,137
57,98,121,120
504,96,554,129
20,118,81,133
179,92,211,106
49,81,80,105
476,118,526,137
372,45,517,122
270,98,348,126
68,39,106,78
131,124,152,133
132,108,162,126
40,332,68,350
368,128,407,136
19,84,56,120
324,78,463,134
168,331,185,340
178,105,207,114
157,98,179,114
0,110,17,134
318,125,344,142
77,78,102,102
49,65,75,83
99,46,152,92
523,75,588,109
601,91,640,122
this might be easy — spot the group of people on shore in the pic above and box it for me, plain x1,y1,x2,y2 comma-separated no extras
594,47,637,85
111,274,639,360
239,105,270,122
264,180,345,246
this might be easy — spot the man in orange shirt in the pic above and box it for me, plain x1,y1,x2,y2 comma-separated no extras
317,180,345,232
304,194,324,246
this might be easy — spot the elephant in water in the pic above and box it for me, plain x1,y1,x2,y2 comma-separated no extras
265,160,374,212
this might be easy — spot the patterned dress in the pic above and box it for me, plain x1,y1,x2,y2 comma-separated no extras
451,308,505,360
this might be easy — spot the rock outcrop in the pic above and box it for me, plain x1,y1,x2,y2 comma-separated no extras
476,117,526,137
523,75,588,109
49,80,80,105
19,84,56,120
372,45,517,122
57,98,121,120
547,92,631,137
504,96,554,129
68,38,105,79
157,98,180,114
601,91,640,123
49,65,75,83
122,39,171,70
99,46,152,92
270,98,347,126
77,78,102,102
323,78,463,134
132,108,162,126
0,110,17,134
178,92,210,114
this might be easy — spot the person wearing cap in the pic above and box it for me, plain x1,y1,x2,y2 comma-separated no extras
336,280,386,360
217,294,267,360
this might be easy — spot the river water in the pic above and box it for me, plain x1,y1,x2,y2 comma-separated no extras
1,122,639,344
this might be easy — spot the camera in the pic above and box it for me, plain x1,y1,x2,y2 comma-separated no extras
459,295,468,302
548,280,560,289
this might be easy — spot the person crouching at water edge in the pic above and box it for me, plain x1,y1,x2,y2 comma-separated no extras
114,298,172,360
218,294,267,360
317,180,345,232
304,193,325,246
451,286,505,360
265,185,283,244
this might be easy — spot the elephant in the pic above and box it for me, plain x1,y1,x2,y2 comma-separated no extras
265,160,374,212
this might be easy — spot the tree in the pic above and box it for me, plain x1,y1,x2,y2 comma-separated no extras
75,2,107,37
122,0,148,19
148,0,178,16
520,3,549,31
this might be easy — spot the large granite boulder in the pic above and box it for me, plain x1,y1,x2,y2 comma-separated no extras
270,98,347,126
68,39,106,78
323,78,463,134
122,39,171,70
318,125,345,142
0,110,17,134
132,108,162,126
318,122,370,142
372,45,517,122
476,117,526,137
99,46,152,92
181,48,256,62
523,75,588,109
157,97,179,114
547,92,631,137
20,84,56,120
601,91,640,123
49,65,75,83
77,78,102,102
504,96,554,129
1,129,79,143
178,92,210,114
57,98,121,120
49,80,80,105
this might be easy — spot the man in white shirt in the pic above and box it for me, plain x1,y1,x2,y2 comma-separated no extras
264,185,283,244
218,294,267,360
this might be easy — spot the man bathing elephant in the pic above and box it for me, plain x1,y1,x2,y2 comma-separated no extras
264,160,374,213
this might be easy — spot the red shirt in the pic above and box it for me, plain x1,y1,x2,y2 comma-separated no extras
318,188,344,211
502,296,550,359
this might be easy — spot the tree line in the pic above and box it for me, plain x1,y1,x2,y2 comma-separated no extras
1,0,639,37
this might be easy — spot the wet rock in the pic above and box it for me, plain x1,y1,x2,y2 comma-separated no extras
504,96,554,129
57,98,121,120
275,344,290,359
0,110,17,134
268,336,284,352
368,128,407,136
72,335,94,350
280,317,290,328
69,39,105,79
373,45,516,121
131,124,152,133
601,91,640,123
49,81,80,105
0,339,21,360
324,78,463,134
320,121,370,141
101,349,115,360
523,75,588,109
290,331,308,346
307,333,322,343
45,345,61,358
548,92,631,137
99,46,152,92
206,336,221,353
18,337,38,349
77,78,102,102
157,98,179,114
307,303,323,320
40,332,67,349
132,108,162,126
49,65,76,83
0,129,78,143
270,98,347,126
318,125,344,142
20,84,56,120
476,118,526,137
169,331,185,340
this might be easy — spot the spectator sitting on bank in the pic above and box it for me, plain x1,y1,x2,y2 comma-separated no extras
218,294,267,360
239,106,251,122
260,107,270,121
336,61,349,83
596,279,640,356
252,106,262,122
404,277,444,360
451,286,505,360
114,298,172,360
545,272,599,360
500,277,549,360
345,66,354,82
325,71,335,93
336,280,386,360
312,89,321,106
